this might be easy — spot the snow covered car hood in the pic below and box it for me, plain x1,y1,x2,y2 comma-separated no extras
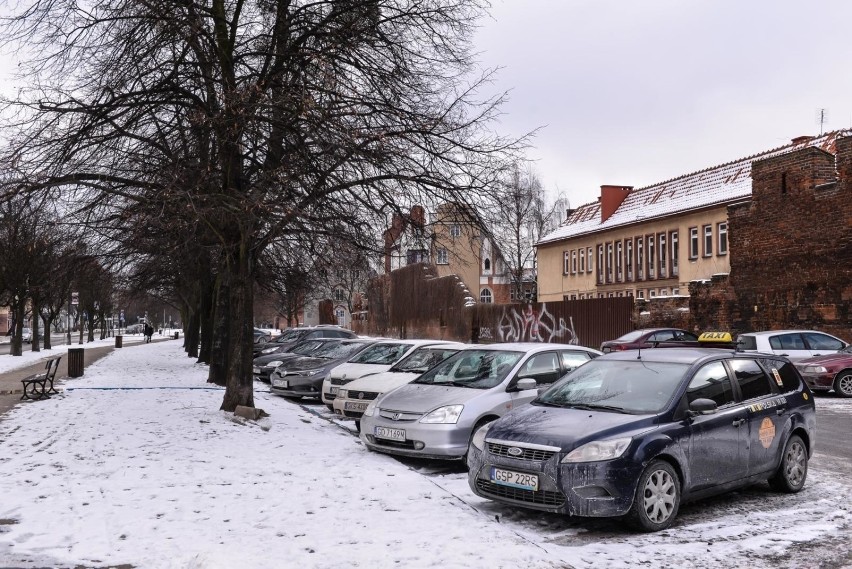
341,371,421,394
375,382,491,413
329,362,392,380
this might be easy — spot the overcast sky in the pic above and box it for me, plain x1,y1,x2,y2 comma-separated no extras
474,0,852,207
2,0,852,210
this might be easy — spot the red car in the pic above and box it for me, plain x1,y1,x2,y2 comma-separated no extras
794,345,852,397
600,328,700,353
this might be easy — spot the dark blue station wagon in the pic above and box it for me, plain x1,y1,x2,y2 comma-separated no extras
467,348,816,531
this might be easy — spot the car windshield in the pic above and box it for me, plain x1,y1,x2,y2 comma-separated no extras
536,360,689,414
348,342,413,365
390,347,461,373
307,340,347,358
613,330,646,342
840,344,852,354
319,341,372,360
290,339,327,354
412,349,523,390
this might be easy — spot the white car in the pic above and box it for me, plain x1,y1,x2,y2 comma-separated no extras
737,330,848,361
332,343,465,421
321,339,456,410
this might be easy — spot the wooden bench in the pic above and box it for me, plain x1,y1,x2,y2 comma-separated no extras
21,356,62,401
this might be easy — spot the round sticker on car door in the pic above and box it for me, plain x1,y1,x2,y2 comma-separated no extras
759,417,776,449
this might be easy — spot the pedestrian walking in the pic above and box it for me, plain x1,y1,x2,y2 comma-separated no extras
143,322,154,343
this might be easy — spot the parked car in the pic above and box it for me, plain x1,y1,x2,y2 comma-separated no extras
600,328,699,352
252,338,341,383
737,330,849,361
253,326,355,356
794,344,852,397
253,328,272,344
333,342,466,422
467,348,815,532
321,339,443,409
359,343,602,461
269,339,380,400
21,327,33,343
125,323,145,335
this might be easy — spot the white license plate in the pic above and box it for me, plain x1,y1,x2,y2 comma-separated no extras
253,367,260,374
329,387,339,395
344,401,369,412
272,379,289,388
374,426,405,442
490,467,539,491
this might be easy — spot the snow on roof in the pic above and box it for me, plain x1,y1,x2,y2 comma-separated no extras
538,131,850,245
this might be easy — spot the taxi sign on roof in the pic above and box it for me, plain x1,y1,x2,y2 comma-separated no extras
698,331,733,343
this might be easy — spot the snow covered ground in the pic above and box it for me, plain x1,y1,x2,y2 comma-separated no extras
0,341,850,569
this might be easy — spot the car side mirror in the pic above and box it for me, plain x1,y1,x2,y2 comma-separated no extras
688,398,718,416
512,378,538,392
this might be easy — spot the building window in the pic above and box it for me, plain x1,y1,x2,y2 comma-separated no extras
480,288,493,303
597,245,604,284
570,294,577,300
637,290,645,299
636,237,644,280
703,225,713,257
335,307,346,327
598,293,604,299
659,288,668,296
587,247,593,274
658,233,667,278
627,289,634,296
407,249,428,264
647,235,655,279
563,251,570,275
436,248,449,265
689,227,699,259
450,224,461,238
672,288,680,295
483,258,491,273
334,288,346,302
579,249,586,273
607,292,614,298
649,289,657,298
671,231,679,276
718,222,728,255
606,242,613,283
579,293,585,299
571,250,578,274
616,241,623,282
617,291,624,297
625,239,633,281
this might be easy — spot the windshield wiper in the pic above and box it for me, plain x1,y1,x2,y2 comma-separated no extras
567,403,627,413
532,400,563,407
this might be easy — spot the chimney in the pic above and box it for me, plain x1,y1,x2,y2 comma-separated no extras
600,185,632,223
791,135,814,145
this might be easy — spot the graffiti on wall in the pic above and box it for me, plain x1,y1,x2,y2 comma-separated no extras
497,303,578,344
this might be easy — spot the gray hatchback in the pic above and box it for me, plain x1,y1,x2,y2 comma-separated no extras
359,343,602,460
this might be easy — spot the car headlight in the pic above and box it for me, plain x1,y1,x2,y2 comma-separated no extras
363,398,380,417
261,347,278,354
420,405,464,424
561,437,632,463
803,365,828,373
338,390,348,399
300,369,323,376
471,422,492,451
266,360,283,368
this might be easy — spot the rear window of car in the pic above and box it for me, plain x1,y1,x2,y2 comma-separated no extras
737,335,757,350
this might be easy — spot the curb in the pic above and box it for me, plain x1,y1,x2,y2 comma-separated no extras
0,389,22,395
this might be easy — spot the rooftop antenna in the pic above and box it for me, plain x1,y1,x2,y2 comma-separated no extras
816,108,829,135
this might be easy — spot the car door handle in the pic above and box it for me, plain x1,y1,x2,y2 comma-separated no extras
732,418,746,427
780,353,789,357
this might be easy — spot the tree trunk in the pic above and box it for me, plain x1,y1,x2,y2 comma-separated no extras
10,304,24,356
197,279,214,363
40,313,53,350
219,240,255,412
31,300,41,353
207,274,229,386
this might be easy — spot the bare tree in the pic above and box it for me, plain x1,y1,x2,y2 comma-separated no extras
489,162,564,303
0,0,524,410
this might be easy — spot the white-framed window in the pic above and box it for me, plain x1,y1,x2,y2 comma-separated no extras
672,288,680,295
616,241,623,281
480,288,493,303
606,242,613,283
571,250,578,274
637,290,645,299
335,307,346,327
563,251,570,275
658,233,667,277
626,239,633,281
587,247,593,274
636,237,644,279
718,222,728,255
570,294,577,300
671,231,679,276
450,224,461,238
649,289,657,298
627,289,634,296
436,247,449,265
579,249,586,273
689,227,699,259
647,235,655,278
703,225,713,257
658,288,668,296
598,293,605,299
617,291,624,297
607,292,614,298
334,288,346,302
597,245,604,284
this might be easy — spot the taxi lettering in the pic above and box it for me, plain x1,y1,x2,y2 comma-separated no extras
747,396,787,413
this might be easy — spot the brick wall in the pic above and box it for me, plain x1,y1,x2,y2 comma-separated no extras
693,140,852,341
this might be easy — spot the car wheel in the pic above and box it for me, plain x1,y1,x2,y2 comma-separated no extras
628,460,680,532
833,371,852,398
769,434,808,492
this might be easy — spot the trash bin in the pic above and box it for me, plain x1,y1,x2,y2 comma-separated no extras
174,332,180,340
115,335,123,348
68,348,84,378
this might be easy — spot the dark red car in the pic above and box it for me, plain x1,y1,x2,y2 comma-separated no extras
600,328,700,353
794,345,852,397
